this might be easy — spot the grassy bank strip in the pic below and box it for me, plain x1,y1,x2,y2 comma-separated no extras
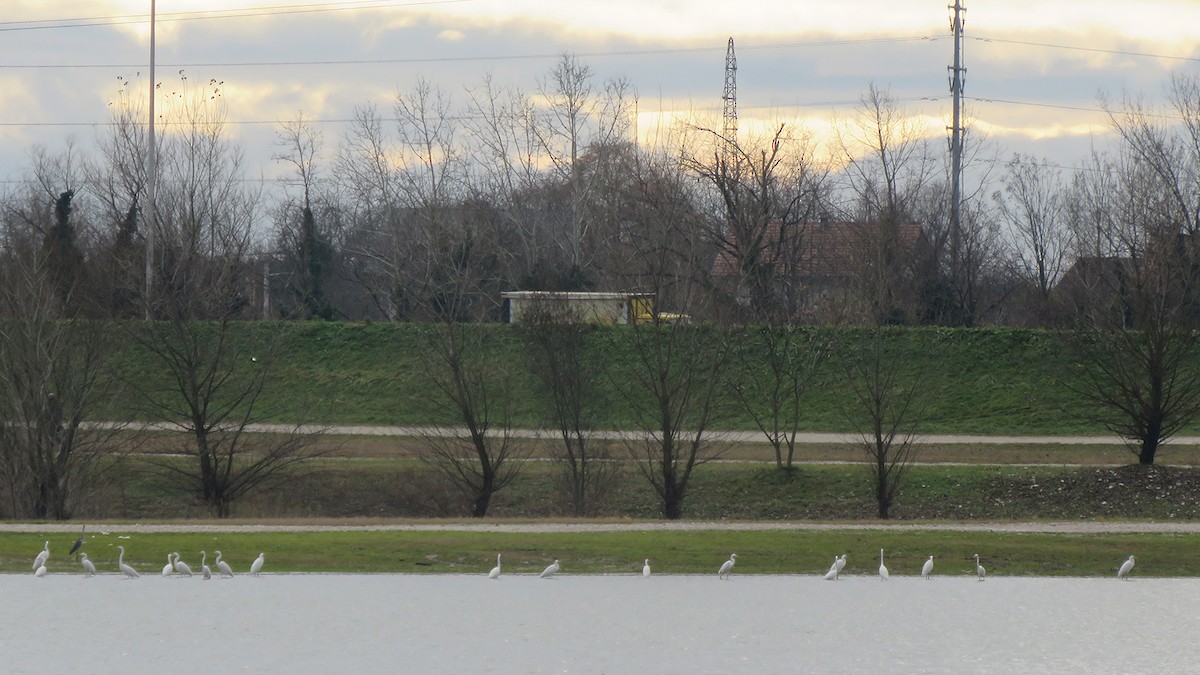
3,529,1196,577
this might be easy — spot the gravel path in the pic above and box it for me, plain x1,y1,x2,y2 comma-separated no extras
3,521,1198,534
90,421,1200,445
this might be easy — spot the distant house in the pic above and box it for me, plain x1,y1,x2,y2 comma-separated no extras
711,220,926,318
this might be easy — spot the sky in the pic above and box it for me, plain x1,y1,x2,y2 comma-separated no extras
1,0,1199,193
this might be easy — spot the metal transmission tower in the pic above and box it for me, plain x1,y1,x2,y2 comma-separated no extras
722,37,738,171
948,1,967,285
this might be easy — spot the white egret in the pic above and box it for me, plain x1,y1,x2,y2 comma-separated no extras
33,540,49,570
215,551,234,578
117,546,139,578
162,554,174,577
34,563,47,577
878,549,889,580
249,552,265,576
1118,555,1135,580
539,560,560,578
80,553,96,577
824,556,839,581
488,554,501,580
200,551,212,580
173,552,193,577
836,554,847,574
974,554,986,581
921,556,934,579
643,559,651,577
718,553,737,580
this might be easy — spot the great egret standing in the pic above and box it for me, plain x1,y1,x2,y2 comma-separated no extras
80,553,96,577
539,560,560,579
200,551,212,580
878,549,889,580
249,553,265,576
173,552,193,577
162,554,174,577
1118,555,1135,580
215,551,234,578
836,554,846,574
488,554,501,579
921,556,934,579
718,553,737,580
643,559,651,577
974,554,986,581
69,525,86,555
117,546,139,578
824,556,839,581
33,540,49,570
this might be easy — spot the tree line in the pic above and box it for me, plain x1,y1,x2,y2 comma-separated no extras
4,57,1200,520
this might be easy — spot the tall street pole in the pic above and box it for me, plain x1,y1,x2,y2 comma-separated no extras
144,0,157,318
948,1,966,302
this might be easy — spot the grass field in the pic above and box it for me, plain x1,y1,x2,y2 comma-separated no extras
3,527,1193,577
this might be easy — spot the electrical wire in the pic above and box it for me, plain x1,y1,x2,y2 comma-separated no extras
0,35,938,70
0,0,474,33
969,35,1200,65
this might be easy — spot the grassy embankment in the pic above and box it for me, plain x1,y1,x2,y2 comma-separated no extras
105,322,1098,434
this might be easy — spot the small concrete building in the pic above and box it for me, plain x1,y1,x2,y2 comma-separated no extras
502,291,655,325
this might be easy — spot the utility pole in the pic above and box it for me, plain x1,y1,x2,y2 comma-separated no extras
948,1,967,297
144,0,157,319
722,37,738,173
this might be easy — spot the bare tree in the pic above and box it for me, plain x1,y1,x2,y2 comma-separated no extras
1065,106,1200,464
463,74,552,280
995,154,1069,301
333,103,404,318
353,79,528,516
518,298,614,515
686,123,830,319
534,54,635,272
272,114,336,320
409,222,525,517
416,319,525,517
842,327,925,519
732,324,830,471
0,213,123,520
89,76,150,318
128,76,325,516
607,148,732,519
835,84,938,324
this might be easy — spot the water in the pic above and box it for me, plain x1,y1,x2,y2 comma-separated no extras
2,573,1195,674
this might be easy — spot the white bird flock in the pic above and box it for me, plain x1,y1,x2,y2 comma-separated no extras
27,541,263,580
22,539,1144,583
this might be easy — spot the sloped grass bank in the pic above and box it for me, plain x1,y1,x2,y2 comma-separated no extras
102,323,1096,434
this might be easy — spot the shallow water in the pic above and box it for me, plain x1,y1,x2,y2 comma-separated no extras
2,572,1195,674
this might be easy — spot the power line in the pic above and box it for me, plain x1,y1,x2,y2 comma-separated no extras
0,0,474,33
0,35,937,70
969,34,1200,65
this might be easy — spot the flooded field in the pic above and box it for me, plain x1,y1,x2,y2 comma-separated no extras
1,573,1194,673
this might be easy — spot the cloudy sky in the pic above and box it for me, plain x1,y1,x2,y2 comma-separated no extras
2,0,1199,190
